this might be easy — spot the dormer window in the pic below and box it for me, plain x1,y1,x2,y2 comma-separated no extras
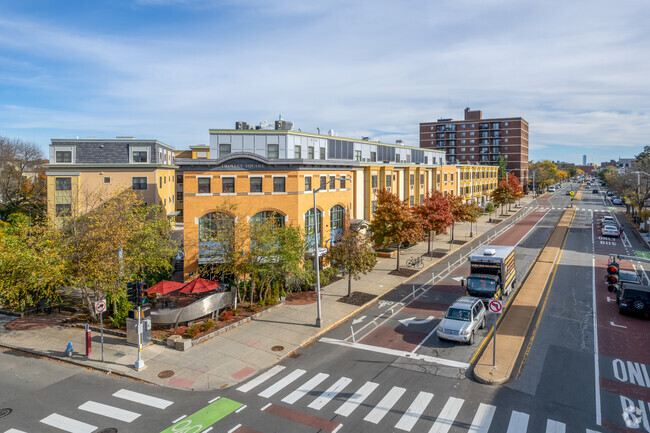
55,151,72,163
132,151,148,163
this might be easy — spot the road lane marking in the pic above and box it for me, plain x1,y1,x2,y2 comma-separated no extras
412,325,439,354
546,419,566,432
395,391,433,431
468,403,496,433
236,365,285,393
159,398,243,433
428,397,464,433
610,321,627,329
364,386,406,424
40,414,96,433
5,430,28,433
282,373,330,405
78,401,140,422
209,396,221,403
334,381,379,417
506,410,529,433
227,424,242,433
113,389,173,409
258,369,306,398
320,337,470,369
235,405,246,413
308,377,352,410
172,415,186,423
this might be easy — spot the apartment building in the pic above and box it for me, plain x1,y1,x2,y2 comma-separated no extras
45,138,178,222
420,107,529,192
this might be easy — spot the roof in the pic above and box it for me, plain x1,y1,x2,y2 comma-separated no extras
450,296,482,308
469,245,515,261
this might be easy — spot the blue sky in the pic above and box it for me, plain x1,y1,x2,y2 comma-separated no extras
0,0,648,165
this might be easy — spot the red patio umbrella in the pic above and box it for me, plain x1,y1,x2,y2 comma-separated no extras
146,281,185,295
179,278,219,294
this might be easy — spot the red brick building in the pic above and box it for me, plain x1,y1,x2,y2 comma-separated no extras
420,107,529,192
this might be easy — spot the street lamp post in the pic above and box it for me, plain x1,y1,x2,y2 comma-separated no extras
469,170,475,237
312,176,350,328
631,171,650,220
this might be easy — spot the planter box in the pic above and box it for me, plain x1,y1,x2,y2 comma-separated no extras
376,250,398,258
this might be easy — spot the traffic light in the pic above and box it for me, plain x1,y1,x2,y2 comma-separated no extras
606,261,620,293
127,281,147,305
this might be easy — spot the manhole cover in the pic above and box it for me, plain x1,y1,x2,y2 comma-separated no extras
271,345,284,352
158,370,175,378
0,408,11,418
97,429,118,433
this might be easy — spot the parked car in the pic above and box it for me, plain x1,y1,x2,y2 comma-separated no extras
601,216,618,227
548,186,556,192
592,189,599,193
615,285,650,316
436,296,486,345
606,191,613,196
602,225,620,237
612,198,623,205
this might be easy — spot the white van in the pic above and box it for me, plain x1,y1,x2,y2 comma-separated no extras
548,186,556,192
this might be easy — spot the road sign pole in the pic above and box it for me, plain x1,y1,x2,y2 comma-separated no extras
134,305,145,370
100,312,104,362
492,322,497,367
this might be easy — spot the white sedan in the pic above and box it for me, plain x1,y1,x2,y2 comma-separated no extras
602,225,620,237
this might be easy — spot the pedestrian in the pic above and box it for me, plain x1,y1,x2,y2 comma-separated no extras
620,224,624,237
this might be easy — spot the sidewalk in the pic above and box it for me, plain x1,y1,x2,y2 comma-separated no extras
0,197,537,391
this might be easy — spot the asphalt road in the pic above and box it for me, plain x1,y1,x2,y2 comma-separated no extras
2,186,648,433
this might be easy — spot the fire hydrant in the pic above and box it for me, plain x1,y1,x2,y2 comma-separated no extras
65,342,73,357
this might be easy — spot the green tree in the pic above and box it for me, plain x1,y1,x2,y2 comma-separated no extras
491,183,512,216
0,215,68,311
327,229,377,297
567,166,578,178
529,160,559,190
497,155,507,180
369,189,423,270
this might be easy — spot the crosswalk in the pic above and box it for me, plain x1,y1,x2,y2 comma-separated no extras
4,389,173,433
237,366,603,433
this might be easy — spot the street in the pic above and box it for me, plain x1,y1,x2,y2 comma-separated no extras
2,187,649,433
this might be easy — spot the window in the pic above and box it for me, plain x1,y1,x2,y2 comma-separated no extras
386,175,392,187
177,174,183,183
176,191,183,201
340,176,346,189
294,145,301,158
371,201,377,214
355,150,361,161
410,174,414,185
308,146,315,159
132,151,148,163
55,151,72,163
320,176,327,189
329,175,335,189
197,178,211,194
304,176,312,191
420,174,424,184
437,174,441,183
55,177,71,191
56,204,71,216
450,174,454,181
160,177,163,188
304,208,323,249
103,176,111,184
132,177,147,190
370,152,377,162
409,196,414,205
199,212,235,260
250,177,263,193
320,148,326,159
444,174,448,182
330,205,345,243
222,177,235,193
420,194,424,203
196,151,208,158
219,143,231,157
371,175,378,188
268,144,279,159
273,177,285,192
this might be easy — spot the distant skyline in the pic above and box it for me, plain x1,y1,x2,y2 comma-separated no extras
0,0,648,165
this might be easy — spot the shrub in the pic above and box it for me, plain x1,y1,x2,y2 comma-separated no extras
185,325,201,339
233,308,240,316
219,310,234,321
172,326,186,336
485,202,495,213
202,319,216,331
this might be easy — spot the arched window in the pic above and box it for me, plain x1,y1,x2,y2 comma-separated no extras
304,208,323,249
250,211,285,252
198,212,234,263
250,211,285,228
330,205,345,245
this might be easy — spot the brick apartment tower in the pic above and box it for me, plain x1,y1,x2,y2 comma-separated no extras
420,107,529,192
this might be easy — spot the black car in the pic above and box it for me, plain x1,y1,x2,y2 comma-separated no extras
615,285,650,316
592,189,599,193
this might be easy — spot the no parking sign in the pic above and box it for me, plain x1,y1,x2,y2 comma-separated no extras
488,299,503,314
94,299,106,314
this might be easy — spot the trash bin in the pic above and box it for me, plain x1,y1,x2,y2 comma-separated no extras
126,317,151,346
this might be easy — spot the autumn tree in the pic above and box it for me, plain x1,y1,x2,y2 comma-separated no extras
529,160,560,190
0,215,68,311
415,191,454,256
448,195,476,244
327,229,377,297
505,173,524,211
491,184,511,216
369,189,423,270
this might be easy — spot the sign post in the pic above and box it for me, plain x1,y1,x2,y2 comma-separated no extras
488,300,503,367
94,299,106,362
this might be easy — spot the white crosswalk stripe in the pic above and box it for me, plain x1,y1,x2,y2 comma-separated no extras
546,419,566,432
395,391,433,431
364,386,406,424
5,429,28,433
468,403,496,433
40,413,96,433
334,381,379,417
308,377,352,410
281,372,329,405
236,365,285,393
112,389,173,409
507,410,530,433
429,397,464,433
258,369,306,398
78,401,140,422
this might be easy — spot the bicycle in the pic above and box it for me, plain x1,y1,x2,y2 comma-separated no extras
406,256,424,269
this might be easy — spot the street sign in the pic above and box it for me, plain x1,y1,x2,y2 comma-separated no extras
488,299,503,314
94,299,107,314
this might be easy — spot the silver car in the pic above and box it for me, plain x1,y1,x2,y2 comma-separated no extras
436,296,487,345
602,225,620,237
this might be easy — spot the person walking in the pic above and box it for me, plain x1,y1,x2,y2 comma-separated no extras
619,224,624,237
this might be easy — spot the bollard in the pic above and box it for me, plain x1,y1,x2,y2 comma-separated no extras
85,323,92,358
65,342,73,357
